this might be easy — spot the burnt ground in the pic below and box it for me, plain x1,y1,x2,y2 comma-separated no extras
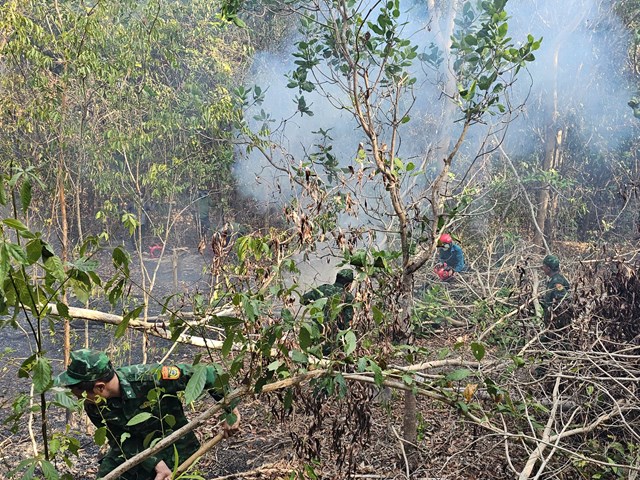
0,246,519,480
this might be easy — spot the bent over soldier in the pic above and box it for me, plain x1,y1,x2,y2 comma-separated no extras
302,268,355,355
540,254,571,329
55,349,240,480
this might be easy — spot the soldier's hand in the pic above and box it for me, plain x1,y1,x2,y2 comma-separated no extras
221,408,241,439
153,460,172,480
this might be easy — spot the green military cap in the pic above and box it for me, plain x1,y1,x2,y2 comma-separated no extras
335,268,354,285
55,349,113,387
542,254,560,271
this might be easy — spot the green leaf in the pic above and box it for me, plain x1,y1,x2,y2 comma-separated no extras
94,426,107,446
185,364,208,404
9,458,36,479
25,239,42,265
71,257,99,273
53,391,78,411
267,360,283,371
299,324,313,350
498,22,508,38
20,179,32,213
470,342,485,361
349,250,367,267
290,350,308,364
143,430,157,449
40,460,59,480
222,329,235,357
0,177,6,206
343,330,357,356
112,246,130,276
55,301,69,318
33,356,52,394
163,414,176,428
115,305,143,339
126,412,153,426
446,369,471,382
512,356,525,368
18,353,37,379
41,241,54,260
44,255,65,282
2,218,29,232
372,306,384,325
5,243,27,265
0,245,8,288
211,316,243,327
366,360,384,386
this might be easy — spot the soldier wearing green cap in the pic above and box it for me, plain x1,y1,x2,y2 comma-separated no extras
55,349,240,480
541,254,571,324
302,268,355,355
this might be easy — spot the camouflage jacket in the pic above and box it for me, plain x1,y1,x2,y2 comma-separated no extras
302,283,354,330
85,363,223,478
542,272,571,309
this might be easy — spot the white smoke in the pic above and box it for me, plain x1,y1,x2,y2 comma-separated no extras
235,0,636,225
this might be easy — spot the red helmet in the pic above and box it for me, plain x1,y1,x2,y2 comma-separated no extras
438,233,453,245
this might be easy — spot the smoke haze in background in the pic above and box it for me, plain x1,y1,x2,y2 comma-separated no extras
506,0,635,152
235,0,636,218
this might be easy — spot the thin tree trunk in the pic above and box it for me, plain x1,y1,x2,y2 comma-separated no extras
534,125,556,248
402,388,418,468
57,64,73,431
535,126,564,247
533,7,587,248
547,128,565,238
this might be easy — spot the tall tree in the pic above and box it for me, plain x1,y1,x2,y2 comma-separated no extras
240,0,539,462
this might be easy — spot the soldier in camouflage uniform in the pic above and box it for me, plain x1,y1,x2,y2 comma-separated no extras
540,254,572,329
195,189,212,239
55,349,240,480
302,269,355,355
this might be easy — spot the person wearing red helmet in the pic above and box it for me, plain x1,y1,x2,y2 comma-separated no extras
434,233,466,280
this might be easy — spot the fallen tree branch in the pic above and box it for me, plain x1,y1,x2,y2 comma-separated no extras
46,304,240,351
518,376,562,479
174,431,224,477
391,425,410,479
208,462,299,480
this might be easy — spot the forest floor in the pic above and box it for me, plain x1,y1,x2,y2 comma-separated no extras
0,245,524,480
1,331,518,480
0,333,522,479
